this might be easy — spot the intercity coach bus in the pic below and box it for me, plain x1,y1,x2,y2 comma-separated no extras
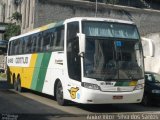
7,17,147,105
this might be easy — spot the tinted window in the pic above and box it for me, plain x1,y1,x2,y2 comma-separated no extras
43,29,52,51
37,33,43,52
8,26,64,55
19,38,23,54
50,26,64,51
8,42,12,55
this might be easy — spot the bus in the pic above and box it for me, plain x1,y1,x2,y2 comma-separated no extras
7,17,146,105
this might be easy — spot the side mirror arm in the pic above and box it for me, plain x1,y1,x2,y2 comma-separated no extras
77,33,86,57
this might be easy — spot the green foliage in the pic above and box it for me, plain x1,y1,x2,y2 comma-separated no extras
10,12,22,22
4,12,21,40
4,23,21,40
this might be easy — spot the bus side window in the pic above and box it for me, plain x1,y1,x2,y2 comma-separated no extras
8,42,12,55
53,30,57,50
35,34,39,52
43,30,51,52
50,30,55,51
24,37,28,54
19,38,23,54
50,26,64,51
14,39,20,55
21,38,25,54
32,35,37,53
37,33,43,52
26,36,32,53
55,26,64,51
11,41,15,55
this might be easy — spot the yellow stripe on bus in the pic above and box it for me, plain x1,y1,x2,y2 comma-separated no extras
8,54,38,88
39,26,48,31
24,54,38,88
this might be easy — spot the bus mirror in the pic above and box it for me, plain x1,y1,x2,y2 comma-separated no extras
141,37,154,58
77,33,86,55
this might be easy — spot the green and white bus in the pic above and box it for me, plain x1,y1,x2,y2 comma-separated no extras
7,17,146,105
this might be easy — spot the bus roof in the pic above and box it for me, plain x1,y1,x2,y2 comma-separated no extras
9,17,135,41
64,17,134,25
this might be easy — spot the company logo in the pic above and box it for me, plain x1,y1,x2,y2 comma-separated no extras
68,87,79,99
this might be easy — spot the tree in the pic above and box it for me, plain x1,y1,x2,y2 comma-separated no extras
10,11,22,23
4,23,21,40
4,12,22,40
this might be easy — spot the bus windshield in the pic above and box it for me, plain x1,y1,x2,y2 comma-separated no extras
82,21,144,81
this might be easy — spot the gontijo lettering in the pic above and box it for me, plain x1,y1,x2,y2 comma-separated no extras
16,57,28,64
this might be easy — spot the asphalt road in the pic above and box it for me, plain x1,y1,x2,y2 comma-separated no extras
0,80,160,120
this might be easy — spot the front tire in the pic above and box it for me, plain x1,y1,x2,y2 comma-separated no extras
13,80,17,91
17,77,22,92
56,81,66,106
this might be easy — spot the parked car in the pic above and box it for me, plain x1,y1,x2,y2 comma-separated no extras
141,72,160,106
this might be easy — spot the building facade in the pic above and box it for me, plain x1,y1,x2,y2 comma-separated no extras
0,0,36,34
1,0,160,73
0,0,160,35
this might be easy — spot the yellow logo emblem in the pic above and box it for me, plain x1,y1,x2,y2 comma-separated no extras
68,87,79,99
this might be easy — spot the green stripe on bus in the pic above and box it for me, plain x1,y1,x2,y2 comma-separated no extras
35,53,51,92
115,81,129,86
31,53,44,90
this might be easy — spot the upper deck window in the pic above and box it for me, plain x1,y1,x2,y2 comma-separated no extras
82,21,140,40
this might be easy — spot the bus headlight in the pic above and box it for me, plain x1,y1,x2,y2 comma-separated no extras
134,84,144,90
82,82,100,90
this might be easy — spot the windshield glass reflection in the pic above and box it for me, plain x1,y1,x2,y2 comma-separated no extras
84,38,144,81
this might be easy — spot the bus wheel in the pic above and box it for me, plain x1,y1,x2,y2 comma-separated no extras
56,81,66,106
17,77,22,92
13,80,17,91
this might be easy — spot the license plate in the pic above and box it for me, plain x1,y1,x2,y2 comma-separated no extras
113,96,123,100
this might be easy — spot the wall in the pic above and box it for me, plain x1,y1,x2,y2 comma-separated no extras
1,0,160,73
34,0,160,73
144,33,160,73
34,0,160,36
21,0,35,33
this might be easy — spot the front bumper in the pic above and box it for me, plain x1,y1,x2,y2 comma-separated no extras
79,87,144,104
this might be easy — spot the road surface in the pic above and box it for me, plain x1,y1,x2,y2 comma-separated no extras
0,80,160,120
